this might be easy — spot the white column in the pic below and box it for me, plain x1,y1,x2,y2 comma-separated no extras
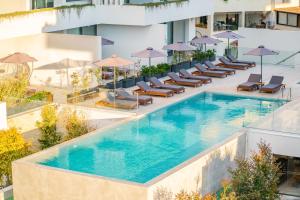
184,18,196,42
207,15,214,35
0,102,7,130
240,12,245,28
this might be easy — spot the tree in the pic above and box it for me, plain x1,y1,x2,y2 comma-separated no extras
229,141,280,200
36,105,61,149
0,128,31,187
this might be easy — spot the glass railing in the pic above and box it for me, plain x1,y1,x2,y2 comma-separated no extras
4,96,48,116
243,89,300,136
66,88,140,114
224,47,300,68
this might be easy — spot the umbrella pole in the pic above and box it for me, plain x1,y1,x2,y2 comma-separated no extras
67,68,69,88
227,38,230,56
205,44,207,52
114,67,116,108
261,56,263,85
149,57,151,66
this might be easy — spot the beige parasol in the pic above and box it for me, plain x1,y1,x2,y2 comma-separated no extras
94,54,133,90
0,52,37,78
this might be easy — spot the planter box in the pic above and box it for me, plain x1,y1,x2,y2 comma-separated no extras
155,73,162,79
106,81,123,89
171,64,180,72
144,76,151,82
171,61,191,72
134,76,144,84
121,78,135,88
209,56,216,62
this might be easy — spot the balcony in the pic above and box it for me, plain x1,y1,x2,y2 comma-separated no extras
0,0,213,40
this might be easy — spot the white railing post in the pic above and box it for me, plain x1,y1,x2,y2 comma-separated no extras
0,102,8,130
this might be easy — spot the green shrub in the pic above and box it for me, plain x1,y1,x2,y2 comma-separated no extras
157,63,171,73
26,91,51,101
36,105,61,149
64,110,89,140
0,128,31,187
0,75,28,102
206,49,216,58
229,141,280,200
193,50,208,61
175,191,217,200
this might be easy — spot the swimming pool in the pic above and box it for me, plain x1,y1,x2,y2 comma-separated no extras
39,92,286,184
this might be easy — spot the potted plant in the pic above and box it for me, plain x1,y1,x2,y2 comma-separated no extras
193,50,208,64
149,65,161,78
206,49,216,61
157,63,171,77
141,65,152,82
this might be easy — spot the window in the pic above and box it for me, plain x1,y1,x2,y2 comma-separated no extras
32,0,54,9
277,12,299,27
65,25,97,36
196,16,208,28
287,13,297,26
278,12,287,24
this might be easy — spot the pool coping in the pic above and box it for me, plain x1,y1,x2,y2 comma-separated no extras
14,91,290,189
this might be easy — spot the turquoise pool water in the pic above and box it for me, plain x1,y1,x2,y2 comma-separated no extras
39,92,285,183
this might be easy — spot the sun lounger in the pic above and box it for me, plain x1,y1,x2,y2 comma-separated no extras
192,64,227,78
204,61,236,75
166,72,202,87
149,77,185,94
218,57,249,70
260,76,285,93
116,88,153,105
135,81,174,97
96,92,137,109
179,69,212,84
237,74,261,91
227,54,256,67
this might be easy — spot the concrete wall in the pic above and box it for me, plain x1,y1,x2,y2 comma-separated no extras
0,0,30,14
148,132,246,198
0,33,102,87
97,24,167,66
12,161,147,200
214,0,273,13
0,102,7,130
246,129,300,158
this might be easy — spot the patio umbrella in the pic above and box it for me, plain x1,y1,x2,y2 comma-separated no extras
214,31,244,55
163,42,195,63
94,54,133,91
190,35,222,51
35,58,90,87
244,45,278,84
132,47,166,66
0,52,37,78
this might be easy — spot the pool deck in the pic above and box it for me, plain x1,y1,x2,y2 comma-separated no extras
133,64,300,116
